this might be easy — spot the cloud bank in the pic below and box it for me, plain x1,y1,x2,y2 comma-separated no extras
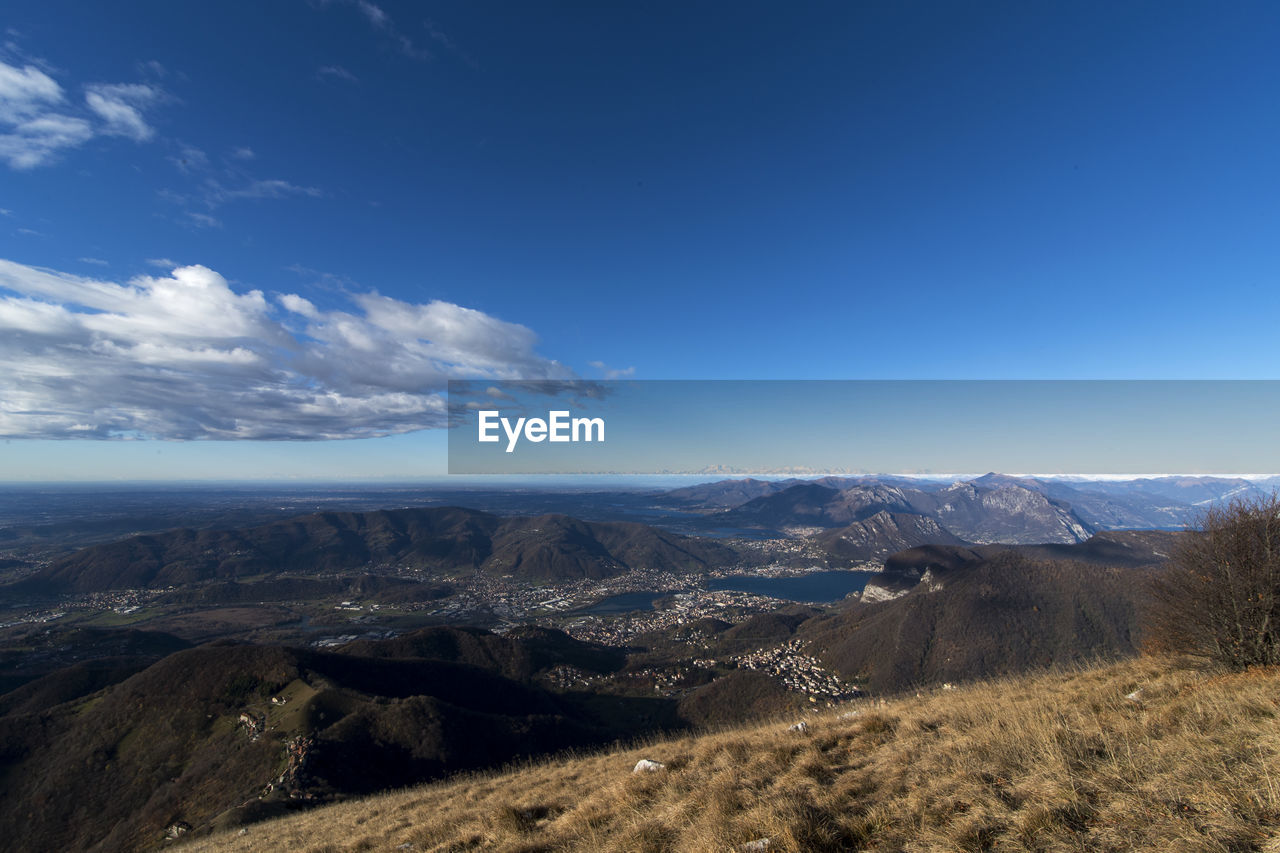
0,259,570,440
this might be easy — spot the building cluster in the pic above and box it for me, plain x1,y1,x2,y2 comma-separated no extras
731,638,860,702
559,588,787,647
706,559,879,578
0,608,67,629
725,537,829,565
615,664,701,695
2,587,169,629
262,735,316,800
312,634,361,648
540,663,601,690
381,566,689,622
238,711,267,741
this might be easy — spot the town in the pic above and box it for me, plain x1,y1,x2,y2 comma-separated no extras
0,559,874,707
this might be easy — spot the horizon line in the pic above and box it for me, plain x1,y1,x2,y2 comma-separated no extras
1,471,1279,487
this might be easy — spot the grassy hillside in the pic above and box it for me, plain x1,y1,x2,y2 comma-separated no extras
180,656,1280,852
0,629,673,853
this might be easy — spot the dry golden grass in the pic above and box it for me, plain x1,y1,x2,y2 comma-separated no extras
181,657,1280,852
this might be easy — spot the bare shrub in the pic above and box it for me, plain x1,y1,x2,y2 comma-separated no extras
1147,493,1280,668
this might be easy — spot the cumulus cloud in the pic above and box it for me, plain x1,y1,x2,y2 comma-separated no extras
0,258,570,440
0,61,165,168
278,292,320,319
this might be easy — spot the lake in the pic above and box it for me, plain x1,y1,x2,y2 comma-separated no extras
707,570,877,602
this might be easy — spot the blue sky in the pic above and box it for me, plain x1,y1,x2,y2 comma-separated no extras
2,2,1279,480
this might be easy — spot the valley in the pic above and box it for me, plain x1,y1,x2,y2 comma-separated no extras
0,473,1256,851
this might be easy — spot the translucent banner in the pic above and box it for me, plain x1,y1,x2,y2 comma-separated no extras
447,380,1280,476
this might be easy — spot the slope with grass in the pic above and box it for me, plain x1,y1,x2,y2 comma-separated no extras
180,656,1280,853
0,627,671,853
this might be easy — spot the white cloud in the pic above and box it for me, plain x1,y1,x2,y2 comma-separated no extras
279,292,319,319
184,211,222,229
590,360,636,379
357,1,389,29
0,258,570,440
159,144,321,221
424,19,477,67
170,144,208,173
0,60,165,168
0,62,61,118
78,257,109,266
137,60,167,79
85,82,160,141
321,0,428,59
0,111,93,169
207,179,323,203
317,65,358,83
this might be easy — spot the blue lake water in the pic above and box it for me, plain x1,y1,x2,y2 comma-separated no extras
707,571,877,602
583,570,877,613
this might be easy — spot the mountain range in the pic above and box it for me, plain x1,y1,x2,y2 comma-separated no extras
0,507,1182,850
6,507,738,598
715,479,1093,545
4,474,1217,604
664,472,1277,540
